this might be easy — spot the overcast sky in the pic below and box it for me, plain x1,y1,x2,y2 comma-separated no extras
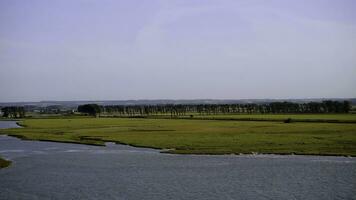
0,0,355,102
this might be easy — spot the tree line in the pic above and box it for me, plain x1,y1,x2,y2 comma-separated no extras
1,106,25,118
77,101,351,116
0,101,351,118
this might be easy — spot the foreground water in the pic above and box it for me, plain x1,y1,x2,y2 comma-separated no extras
0,121,355,200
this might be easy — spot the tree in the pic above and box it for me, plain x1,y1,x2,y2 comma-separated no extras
77,104,101,117
1,106,25,118
343,101,351,113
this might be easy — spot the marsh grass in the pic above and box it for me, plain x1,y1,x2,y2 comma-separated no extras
1,115,355,156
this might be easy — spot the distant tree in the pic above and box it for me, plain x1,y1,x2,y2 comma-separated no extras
77,104,101,117
85,100,350,117
343,101,351,113
1,106,25,118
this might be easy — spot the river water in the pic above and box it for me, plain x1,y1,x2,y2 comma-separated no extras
0,121,355,200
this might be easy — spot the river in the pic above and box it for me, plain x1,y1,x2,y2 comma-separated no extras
0,121,355,200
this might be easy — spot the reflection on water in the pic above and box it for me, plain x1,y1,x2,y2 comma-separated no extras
0,121,355,200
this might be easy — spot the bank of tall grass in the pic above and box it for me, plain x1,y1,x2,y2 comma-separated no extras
1,115,356,156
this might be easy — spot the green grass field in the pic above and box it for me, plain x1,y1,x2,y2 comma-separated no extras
0,157,11,169
191,113,356,120
1,115,356,156
145,113,356,123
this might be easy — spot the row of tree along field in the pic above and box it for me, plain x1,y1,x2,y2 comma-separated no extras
1,101,351,118
77,101,351,117
0,106,25,118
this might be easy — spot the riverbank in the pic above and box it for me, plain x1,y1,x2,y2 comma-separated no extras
1,117,355,156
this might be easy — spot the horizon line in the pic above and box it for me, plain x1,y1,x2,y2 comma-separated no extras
1,97,355,104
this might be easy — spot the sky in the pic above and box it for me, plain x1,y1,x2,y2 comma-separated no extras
0,0,356,102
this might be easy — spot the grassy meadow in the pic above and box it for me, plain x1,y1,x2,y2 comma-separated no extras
1,114,356,156
188,113,356,120
146,113,356,123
